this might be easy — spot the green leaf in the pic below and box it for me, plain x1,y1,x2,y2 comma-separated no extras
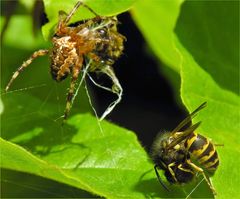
175,1,239,95
1,11,91,127
132,0,239,198
1,15,47,50
132,0,184,73
2,0,239,198
176,3,240,198
1,114,164,198
1,168,93,198
0,98,3,114
42,0,137,40
177,40,240,199
1,111,215,198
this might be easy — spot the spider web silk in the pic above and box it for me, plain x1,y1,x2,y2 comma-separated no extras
1,57,125,196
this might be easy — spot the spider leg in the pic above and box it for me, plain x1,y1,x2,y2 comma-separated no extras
63,56,83,122
5,49,49,91
186,159,217,195
57,1,99,36
64,1,99,25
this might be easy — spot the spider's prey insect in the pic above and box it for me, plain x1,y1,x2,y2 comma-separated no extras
5,1,125,121
151,102,219,195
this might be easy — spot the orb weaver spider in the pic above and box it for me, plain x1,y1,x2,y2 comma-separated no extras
5,1,125,122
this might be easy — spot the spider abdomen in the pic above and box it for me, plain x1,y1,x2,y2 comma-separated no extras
5,1,125,122
50,36,78,81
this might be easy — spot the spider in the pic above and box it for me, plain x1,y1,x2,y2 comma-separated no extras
5,1,125,122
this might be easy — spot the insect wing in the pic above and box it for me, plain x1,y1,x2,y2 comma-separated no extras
171,102,207,135
167,122,201,149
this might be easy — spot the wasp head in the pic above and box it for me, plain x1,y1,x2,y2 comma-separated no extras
151,131,188,169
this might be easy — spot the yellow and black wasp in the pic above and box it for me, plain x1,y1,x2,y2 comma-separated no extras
151,102,219,194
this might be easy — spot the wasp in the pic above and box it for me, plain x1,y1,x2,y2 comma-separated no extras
151,102,219,195
5,1,125,121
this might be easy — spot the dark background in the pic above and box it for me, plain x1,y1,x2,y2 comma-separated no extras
94,12,185,149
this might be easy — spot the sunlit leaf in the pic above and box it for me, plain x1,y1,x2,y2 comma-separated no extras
1,114,169,198
0,98,3,114
42,0,137,40
132,0,239,198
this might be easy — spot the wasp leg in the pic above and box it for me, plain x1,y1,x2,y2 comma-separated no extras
177,164,194,174
168,162,178,183
186,159,217,195
5,49,49,91
154,165,170,191
201,172,216,195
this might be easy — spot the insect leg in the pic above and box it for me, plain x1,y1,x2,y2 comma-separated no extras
79,2,99,17
186,159,216,195
64,1,99,25
167,162,178,183
5,49,49,91
201,172,216,195
63,56,83,122
186,159,203,172
57,1,84,33
154,165,170,192
177,164,194,174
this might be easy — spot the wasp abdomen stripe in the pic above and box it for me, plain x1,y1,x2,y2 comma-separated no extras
188,134,209,158
206,158,219,172
198,142,215,163
185,132,197,150
201,150,219,171
186,133,219,172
